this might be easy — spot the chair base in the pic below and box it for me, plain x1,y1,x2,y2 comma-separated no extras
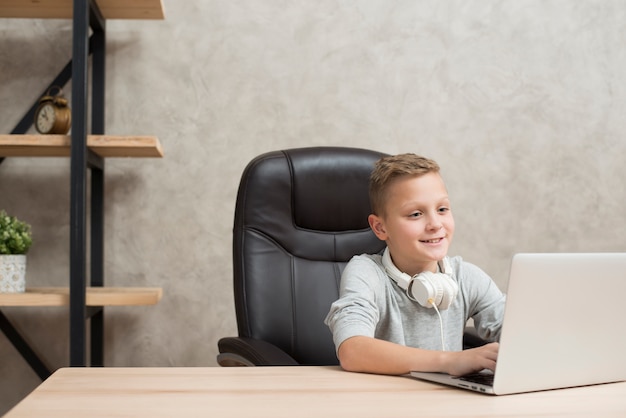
217,352,256,367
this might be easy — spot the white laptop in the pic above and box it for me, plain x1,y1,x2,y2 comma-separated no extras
410,253,626,395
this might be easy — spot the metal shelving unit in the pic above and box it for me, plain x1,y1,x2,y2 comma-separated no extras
0,0,165,378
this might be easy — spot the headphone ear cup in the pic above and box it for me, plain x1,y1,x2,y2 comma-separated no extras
409,272,441,308
436,273,459,309
410,272,458,310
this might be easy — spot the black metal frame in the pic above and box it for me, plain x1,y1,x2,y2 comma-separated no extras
0,0,108,377
70,0,107,368
0,311,51,380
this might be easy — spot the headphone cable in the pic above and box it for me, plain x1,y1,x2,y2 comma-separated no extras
429,298,446,351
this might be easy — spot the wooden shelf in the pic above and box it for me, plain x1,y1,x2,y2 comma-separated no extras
0,135,163,158
0,287,163,307
0,0,166,373
0,0,165,20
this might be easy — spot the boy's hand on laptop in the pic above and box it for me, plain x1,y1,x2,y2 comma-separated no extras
445,342,499,376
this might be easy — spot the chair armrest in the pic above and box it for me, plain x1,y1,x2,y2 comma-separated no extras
217,337,299,366
463,326,488,349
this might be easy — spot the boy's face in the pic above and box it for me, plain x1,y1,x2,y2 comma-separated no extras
368,172,454,276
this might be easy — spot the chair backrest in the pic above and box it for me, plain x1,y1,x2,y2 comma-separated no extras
232,147,387,365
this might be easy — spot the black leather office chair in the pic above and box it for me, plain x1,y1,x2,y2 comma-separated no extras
217,147,387,366
217,146,484,367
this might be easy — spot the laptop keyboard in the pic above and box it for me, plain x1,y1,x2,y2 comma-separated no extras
455,371,495,386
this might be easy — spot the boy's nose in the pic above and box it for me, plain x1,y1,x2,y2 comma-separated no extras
426,215,443,230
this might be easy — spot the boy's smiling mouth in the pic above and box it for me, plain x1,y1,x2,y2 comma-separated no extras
420,238,443,244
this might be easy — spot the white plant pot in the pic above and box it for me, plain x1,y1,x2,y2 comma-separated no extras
0,254,27,293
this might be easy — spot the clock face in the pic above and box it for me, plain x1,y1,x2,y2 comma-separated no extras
35,103,57,133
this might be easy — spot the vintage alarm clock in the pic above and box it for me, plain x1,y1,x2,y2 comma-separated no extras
34,87,71,134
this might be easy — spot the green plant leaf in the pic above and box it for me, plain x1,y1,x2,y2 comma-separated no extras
0,210,33,254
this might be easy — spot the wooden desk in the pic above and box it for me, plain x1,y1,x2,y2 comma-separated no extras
5,366,626,417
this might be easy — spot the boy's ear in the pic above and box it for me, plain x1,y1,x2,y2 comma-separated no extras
368,214,387,240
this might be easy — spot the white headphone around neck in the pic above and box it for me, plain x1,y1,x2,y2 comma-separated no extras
382,247,459,310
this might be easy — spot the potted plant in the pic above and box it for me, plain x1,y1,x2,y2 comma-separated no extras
0,210,33,293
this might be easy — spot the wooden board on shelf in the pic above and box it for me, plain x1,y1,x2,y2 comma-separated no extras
0,287,163,307
0,0,165,20
88,135,164,157
0,134,163,158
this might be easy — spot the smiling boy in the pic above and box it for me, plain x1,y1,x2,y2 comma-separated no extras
325,153,505,376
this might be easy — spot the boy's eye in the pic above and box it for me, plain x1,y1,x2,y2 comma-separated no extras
438,207,450,213
409,211,422,218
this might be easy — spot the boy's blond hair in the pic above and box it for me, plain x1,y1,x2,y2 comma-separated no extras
369,153,440,216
